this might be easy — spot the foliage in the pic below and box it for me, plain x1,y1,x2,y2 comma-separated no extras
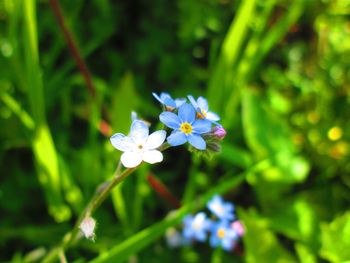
0,0,349,262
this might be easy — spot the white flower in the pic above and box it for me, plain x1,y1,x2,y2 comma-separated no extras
110,120,166,168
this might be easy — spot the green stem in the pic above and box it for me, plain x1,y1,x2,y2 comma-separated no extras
42,166,136,263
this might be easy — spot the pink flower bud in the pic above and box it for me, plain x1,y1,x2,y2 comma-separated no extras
231,220,244,237
213,126,227,140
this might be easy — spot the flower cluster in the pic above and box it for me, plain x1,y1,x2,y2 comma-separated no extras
166,195,244,252
110,92,226,168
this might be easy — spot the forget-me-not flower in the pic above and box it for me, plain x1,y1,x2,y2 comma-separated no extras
207,195,235,221
209,220,239,251
153,92,186,110
188,95,220,123
110,120,166,168
182,212,211,243
159,103,211,150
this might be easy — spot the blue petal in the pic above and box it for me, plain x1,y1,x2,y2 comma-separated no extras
167,131,187,146
188,134,206,150
222,238,234,251
195,230,207,242
209,235,220,248
197,96,209,111
187,95,198,108
159,112,181,129
178,103,195,123
160,92,172,101
152,92,163,104
163,97,176,108
192,119,211,134
175,98,186,108
153,92,176,108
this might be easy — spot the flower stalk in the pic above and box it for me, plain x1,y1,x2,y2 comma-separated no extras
42,166,136,263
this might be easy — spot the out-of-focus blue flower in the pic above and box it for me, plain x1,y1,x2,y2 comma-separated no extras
209,220,239,251
159,103,211,150
152,92,186,110
207,195,235,221
166,227,184,248
182,212,211,243
110,120,166,168
188,95,220,123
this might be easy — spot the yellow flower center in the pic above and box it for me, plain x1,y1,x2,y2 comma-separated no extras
217,228,225,239
180,122,193,135
196,109,207,119
137,144,143,150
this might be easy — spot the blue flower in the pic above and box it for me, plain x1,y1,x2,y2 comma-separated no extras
153,92,186,110
207,195,235,221
209,220,239,251
188,95,220,123
182,212,211,243
159,103,211,150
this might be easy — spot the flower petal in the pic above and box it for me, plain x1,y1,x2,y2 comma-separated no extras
159,112,181,129
110,133,135,151
121,151,142,168
178,103,195,123
167,131,187,146
222,238,235,251
142,150,163,164
206,111,220,121
129,120,149,144
187,95,199,108
188,133,206,150
210,235,221,248
152,92,163,104
197,96,209,111
192,119,212,134
145,130,166,149
175,98,186,108
160,93,176,108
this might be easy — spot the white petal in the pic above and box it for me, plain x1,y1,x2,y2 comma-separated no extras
121,152,142,168
129,120,149,144
206,111,220,121
145,130,166,149
110,133,135,151
142,150,163,164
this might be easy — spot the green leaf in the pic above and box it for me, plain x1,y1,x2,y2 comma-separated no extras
109,72,140,231
207,0,257,114
320,212,350,262
242,88,309,185
32,125,71,222
266,197,319,245
295,243,317,263
23,0,70,222
239,209,297,263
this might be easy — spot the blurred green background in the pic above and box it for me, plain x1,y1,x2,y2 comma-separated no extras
0,0,350,262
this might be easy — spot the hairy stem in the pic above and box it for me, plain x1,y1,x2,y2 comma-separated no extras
42,166,136,263
42,142,171,262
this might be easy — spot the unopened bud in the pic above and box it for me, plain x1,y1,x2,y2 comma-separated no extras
213,126,227,140
231,220,244,237
80,217,96,240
